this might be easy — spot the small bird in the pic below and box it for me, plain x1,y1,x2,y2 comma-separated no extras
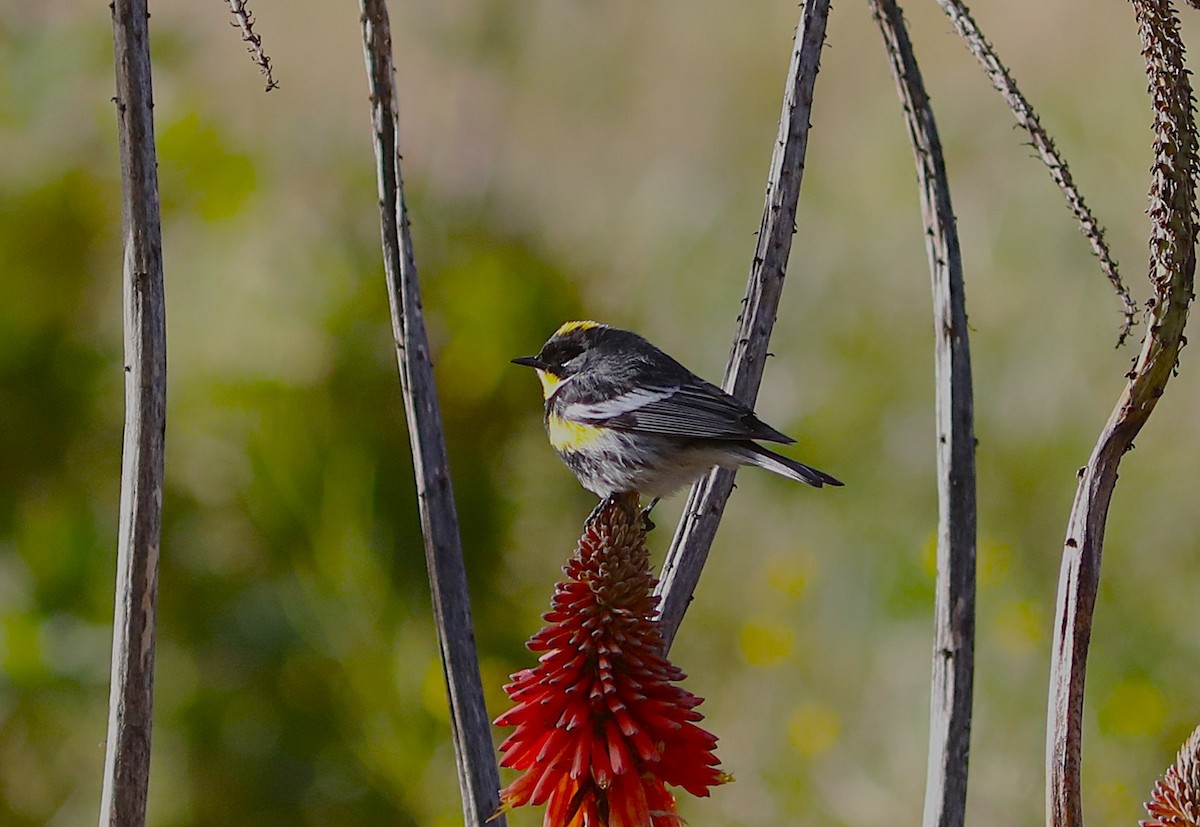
512,320,842,502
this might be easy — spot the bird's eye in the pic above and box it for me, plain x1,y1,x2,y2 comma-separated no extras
553,344,585,367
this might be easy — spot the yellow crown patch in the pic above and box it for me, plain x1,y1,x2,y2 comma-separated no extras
554,320,603,336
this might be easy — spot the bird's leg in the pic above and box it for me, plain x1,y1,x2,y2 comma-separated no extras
639,497,661,532
585,492,650,531
585,495,615,528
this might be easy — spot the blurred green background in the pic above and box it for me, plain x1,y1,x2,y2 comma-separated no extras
3,1,1199,825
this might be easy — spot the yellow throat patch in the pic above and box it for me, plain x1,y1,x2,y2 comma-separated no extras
547,413,606,452
535,369,568,400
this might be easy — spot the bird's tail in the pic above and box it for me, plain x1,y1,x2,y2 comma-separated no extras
732,443,844,489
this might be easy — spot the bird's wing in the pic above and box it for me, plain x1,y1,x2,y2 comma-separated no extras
563,382,795,443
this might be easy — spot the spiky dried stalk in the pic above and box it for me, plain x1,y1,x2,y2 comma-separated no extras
225,0,278,91
1046,3,1197,826
934,0,1136,343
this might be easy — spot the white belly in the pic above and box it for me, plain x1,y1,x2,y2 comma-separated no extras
557,432,737,499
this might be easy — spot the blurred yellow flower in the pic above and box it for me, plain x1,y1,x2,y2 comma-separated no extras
787,702,841,757
739,618,794,666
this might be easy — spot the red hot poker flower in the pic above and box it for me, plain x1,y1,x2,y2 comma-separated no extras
493,494,728,826
1143,723,1200,827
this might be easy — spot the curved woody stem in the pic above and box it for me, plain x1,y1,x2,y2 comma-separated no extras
1046,3,1196,826
869,2,977,827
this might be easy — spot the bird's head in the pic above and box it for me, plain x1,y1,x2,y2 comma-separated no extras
512,320,610,399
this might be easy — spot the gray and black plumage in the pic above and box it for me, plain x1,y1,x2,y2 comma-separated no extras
512,320,842,499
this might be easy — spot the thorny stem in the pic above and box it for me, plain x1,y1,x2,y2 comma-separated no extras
934,0,1137,344
655,0,832,654
226,0,278,91
1046,2,1196,826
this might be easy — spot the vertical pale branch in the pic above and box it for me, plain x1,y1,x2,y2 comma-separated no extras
100,1,167,825
1046,2,1196,826
934,0,1136,343
358,3,503,825
869,2,977,827
654,0,832,653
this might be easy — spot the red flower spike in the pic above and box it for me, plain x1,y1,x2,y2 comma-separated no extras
492,495,728,826
1143,724,1200,827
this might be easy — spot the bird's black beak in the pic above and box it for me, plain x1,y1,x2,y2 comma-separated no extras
511,355,545,369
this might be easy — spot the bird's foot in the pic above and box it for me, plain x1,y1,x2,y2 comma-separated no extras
585,492,653,532
584,496,613,528
639,497,661,532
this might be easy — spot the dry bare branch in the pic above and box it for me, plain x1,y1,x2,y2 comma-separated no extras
358,2,503,824
869,2,977,826
655,0,832,653
935,0,1137,344
100,2,168,825
1046,2,1197,825
226,0,278,91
